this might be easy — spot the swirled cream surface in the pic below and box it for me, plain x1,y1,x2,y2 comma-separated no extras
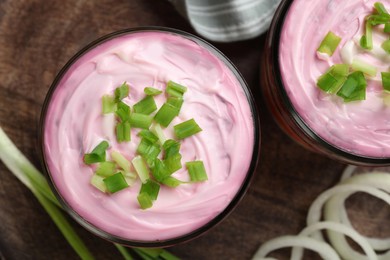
280,0,390,157
43,31,255,241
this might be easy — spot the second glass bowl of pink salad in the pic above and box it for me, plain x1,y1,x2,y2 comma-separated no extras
39,27,260,247
262,0,390,165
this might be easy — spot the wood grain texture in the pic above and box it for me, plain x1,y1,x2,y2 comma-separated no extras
0,0,388,259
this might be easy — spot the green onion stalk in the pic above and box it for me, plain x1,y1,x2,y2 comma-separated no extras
0,126,178,260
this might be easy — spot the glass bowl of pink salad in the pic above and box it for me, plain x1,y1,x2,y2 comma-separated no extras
39,27,260,247
262,0,390,165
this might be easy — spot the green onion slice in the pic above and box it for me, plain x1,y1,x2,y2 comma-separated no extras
133,96,157,115
137,139,161,167
154,103,180,128
150,159,171,182
365,21,373,50
103,172,129,193
102,95,117,114
121,171,137,187
137,192,153,210
144,87,162,96
96,161,117,177
166,81,187,98
167,97,184,111
163,139,181,158
83,141,109,165
164,153,182,174
337,71,367,102
385,23,390,33
161,176,182,188
90,174,107,193
115,101,131,122
186,161,208,182
132,156,150,183
114,82,129,101
381,39,390,54
174,119,202,139
367,14,390,26
129,113,153,129
374,2,389,15
116,121,131,143
151,123,166,145
140,179,160,201
317,31,342,56
111,150,131,172
316,64,349,93
351,59,377,77
381,72,390,91
138,130,159,144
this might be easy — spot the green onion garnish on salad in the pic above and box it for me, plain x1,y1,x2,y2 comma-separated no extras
83,141,109,164
133,95,157,115
163,139,181,158
132,155,150,183
381,39,390,54
154,103,180,127
317,31,342,56
90,174,107,193
337,71,367,102
317,64,349,93
129,113,153,129
114,82,129,101
137,192,153,210
116,121,131,143
111,150,131,172
381,72,390,91
103,172,129,193
351,59,377,77
138,130,159,144
140,179,160,201
186,161,208,182
166,81,187,98
174,119,202,139
374,2,389,15
115,101,131,122
144,87,163,96
363,21,373,50
164,153,182,174
161,176,182,188
150,159,171,182
150,123,166,145
96,161,117,177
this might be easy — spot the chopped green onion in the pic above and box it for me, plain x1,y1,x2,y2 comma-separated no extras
132,156,150,183
381,39,390,53
381,72,390,91
103,172,129,193
317,31,342,56
360,35,369,49
140,179,160,201
166,81,187,98
186,161,208,182
364,21,373,50
167,97,184,111
374,2,389,15
121,171,137,187
385,23,390,33
111,150,131,172
154,103,179,127
163,139,181,158
316,64,349,93
116,121,131,143
83,141,109,165
351,59,377,77
96,161,117,177
90,174,107,193
144,87,162,96
150,159,170,182
161,176,182,188
137,192,153,210
129,113,153,129
138,130,159,144
115,101,131,122
367,14,390,25
137,139,161,167
150,123,166,145
102,95,117,114
115,82,129,101
133,96,157,115
337,71,367,102
164,153,182,174
174,119,202,139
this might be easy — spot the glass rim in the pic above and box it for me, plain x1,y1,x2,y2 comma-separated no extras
267,0,390,165
38,26,261,247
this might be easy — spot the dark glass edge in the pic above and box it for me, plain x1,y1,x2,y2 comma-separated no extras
38,26,261,248
268,0,390,165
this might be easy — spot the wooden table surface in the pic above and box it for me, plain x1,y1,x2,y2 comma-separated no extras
0,1,387,259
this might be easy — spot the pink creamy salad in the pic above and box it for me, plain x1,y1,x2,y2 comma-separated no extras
43,31,255,241
280,0,390,157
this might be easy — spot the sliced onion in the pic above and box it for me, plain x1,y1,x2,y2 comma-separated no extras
291,221,377,260
252,235,340,260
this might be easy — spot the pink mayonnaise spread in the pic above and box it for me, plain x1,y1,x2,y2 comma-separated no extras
43,30,255,241
280,0,390,158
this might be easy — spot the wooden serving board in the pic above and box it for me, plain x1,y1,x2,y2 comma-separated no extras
0,0,387,259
